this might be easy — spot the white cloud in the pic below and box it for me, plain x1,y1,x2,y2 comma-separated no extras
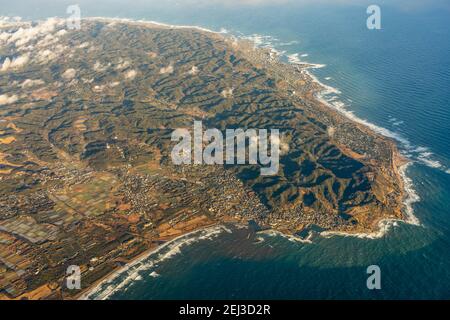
115,59,130,70
35,44,67,64
125,69,137,80
221,88,234,98
20,79,45,88
62,68,77,80
0,31,11,43
327,126,336,137
93,61,109,72
1,58,12,71
35,49,57,63
78,42,90,49
56,29,67,36
92,81,121,91
1,54,29,71
7,18,62,48
160,64,174,74
0,94,18,105
36,33,59,47
93,84,106,92
188,65,199,75
82,78,94,84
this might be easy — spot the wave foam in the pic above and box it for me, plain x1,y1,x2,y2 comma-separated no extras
149,271,160,278
259,229,313,244
399,163,421,225
80,225,230,300
320,219,401,239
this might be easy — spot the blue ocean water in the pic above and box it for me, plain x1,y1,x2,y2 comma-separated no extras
5,0,450,299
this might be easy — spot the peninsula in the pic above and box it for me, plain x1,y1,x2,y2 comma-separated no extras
0,18,407,299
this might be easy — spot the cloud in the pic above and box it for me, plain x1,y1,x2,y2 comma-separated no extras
35,49,56,62
56,29,67,36
0,18,69,68
0,94,18,105
35,44,67,64
115,59,131,70
160,64,174,74
125,69,137,79
92,81,121,92
188,65,199,75
78,42,90,49
36,33,59,47
1,54,29,71
327,126,336,138
6,18,62,48
221,88,234,98
82,78,94,84
93,84,106,92
20,79,45,88
0,31,11,43
62,68,77,80
93,61,109,72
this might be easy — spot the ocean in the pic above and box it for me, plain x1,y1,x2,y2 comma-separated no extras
4,0,450,299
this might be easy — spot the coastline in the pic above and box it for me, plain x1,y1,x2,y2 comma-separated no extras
1,16,425,299
222,24,426,234
75,18,422,299
300,54,421,230
234,35,420,231
77,223,232,300
304,61,421,235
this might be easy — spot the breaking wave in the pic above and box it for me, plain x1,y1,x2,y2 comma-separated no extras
259,229,313,244
80,225,231,300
